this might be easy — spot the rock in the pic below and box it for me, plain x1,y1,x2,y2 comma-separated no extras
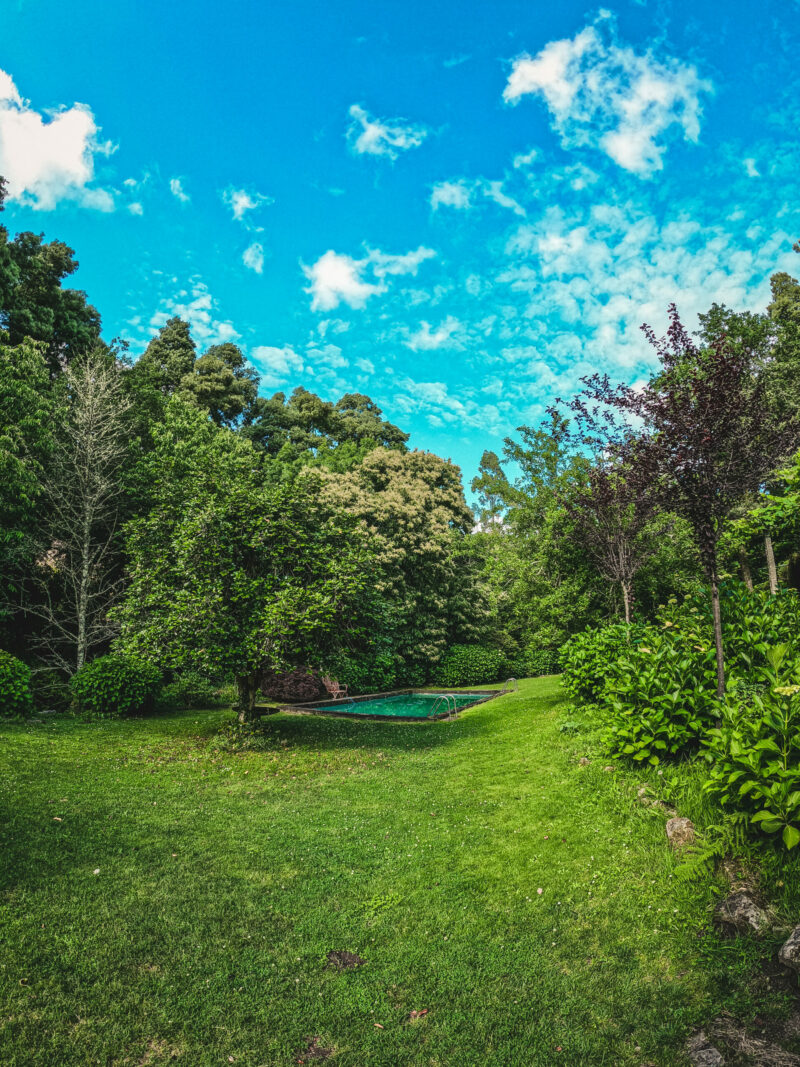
578,757,590,766
714,891,769,936
687,1030,725,1066
779,926,800,972
665,817,695,849
603,765,614,772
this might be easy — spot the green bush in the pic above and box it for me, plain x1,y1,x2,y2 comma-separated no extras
160,670,221,710
435,645,504,687
328,652,398,696
602,628,719,765
71,655,162,718
704,644,800,851
524,648,561,677
559,624,647,704
0,651,34,719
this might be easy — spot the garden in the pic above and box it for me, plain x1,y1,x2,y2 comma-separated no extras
8,180,800,1065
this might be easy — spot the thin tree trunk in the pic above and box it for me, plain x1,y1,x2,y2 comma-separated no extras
76,509,91,671
738,546,754,591
236,672,260,723
709,572,725,699
765,534,779,595
621,580,631,628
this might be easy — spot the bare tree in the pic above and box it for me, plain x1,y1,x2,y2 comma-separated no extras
27,351,131,672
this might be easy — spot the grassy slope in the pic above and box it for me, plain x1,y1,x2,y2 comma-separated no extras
0,678,776,1066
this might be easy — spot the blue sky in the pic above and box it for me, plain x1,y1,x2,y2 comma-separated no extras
2,0,800,482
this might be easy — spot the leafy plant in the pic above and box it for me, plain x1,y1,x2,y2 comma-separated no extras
434,644,504,687
559,623,648,704
704,644,800,850
160,670,222,710
70,655,162,718
0,651,34,719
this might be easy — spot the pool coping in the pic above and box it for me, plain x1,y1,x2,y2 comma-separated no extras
278,687,505,722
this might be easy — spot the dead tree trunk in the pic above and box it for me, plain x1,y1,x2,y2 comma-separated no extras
765,534,779,595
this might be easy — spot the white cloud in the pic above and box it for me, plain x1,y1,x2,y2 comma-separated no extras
743,157,760,178
222,186,273,222
0,66,115,210
443,54,471,69
513,147,539,169
431,180,473,210
149,279,239,347
405,315,464,350
251,344,304,389
431,177,524,215
503,15,712,175
346,104,428,160
303,246,436,311
128,201,143,216
242,242,265,274
169,177,190,203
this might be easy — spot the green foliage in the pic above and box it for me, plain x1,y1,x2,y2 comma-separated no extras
160,671,222,710
327,652,397,695
70,655,162,718
704,644,800,851
0,651,34,718
559,624,647,704
434,644,504,687
29,668,71,712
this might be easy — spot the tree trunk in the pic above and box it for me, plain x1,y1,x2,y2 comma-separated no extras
765,534,779,595
621,580,631,629
709,572,725,699
76,508,91,672
737,547,754,592
236,672,260,723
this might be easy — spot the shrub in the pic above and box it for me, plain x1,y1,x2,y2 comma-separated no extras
0,651,34,719
71,655,162,718
435,645,504,687
704,644,800,851
602,630,719,765
559,624,648,704
160,670,221,710
524,648,561,677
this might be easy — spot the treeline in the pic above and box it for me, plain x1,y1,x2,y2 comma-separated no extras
0,181,490,716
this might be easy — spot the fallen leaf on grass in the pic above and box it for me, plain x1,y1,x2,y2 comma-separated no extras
408,1009,428,1021
374,1023,384,1029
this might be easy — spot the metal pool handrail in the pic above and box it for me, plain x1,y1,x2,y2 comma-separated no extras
501,677,518,693
431,694,457,718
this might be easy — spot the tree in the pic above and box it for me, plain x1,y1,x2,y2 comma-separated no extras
118,400,378,719
0,337,56,627
178,342,258,426
134,317,197,396
319,448,482,680
27,351,132,672
0,181,101,372
574,305,799,696
566,457,664,625
242,386,408,467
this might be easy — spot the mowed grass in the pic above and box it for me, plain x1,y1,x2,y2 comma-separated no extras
0,678,777,1066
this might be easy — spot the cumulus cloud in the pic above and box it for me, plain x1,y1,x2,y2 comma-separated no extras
405,315,464,350
0,66,115,210
346,103,428,160
222,186,273,222
169,177,190,203
242,242,265,274
503,15,712,175
303,246,436,311
251,344,304,389
743,157,760,178
149,279,239,347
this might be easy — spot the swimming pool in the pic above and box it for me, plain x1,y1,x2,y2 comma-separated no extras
289,689,501,721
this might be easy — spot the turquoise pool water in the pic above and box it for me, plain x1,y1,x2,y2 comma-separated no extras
307,692,490,719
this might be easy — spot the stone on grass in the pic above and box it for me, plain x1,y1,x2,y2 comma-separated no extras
665,817,695,850
578,757,590,766
779,926,800,972
713,891,769,936
686,1030,725,1066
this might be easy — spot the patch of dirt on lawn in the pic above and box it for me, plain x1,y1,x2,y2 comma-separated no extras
326,950,365,969
295,1036,335,1062
136,1038,183,1065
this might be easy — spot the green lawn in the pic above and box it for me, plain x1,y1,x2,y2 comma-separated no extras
0,677,783,1066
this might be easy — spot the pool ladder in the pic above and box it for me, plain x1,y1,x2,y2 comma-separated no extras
502,677,518,693
431,694,458,719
